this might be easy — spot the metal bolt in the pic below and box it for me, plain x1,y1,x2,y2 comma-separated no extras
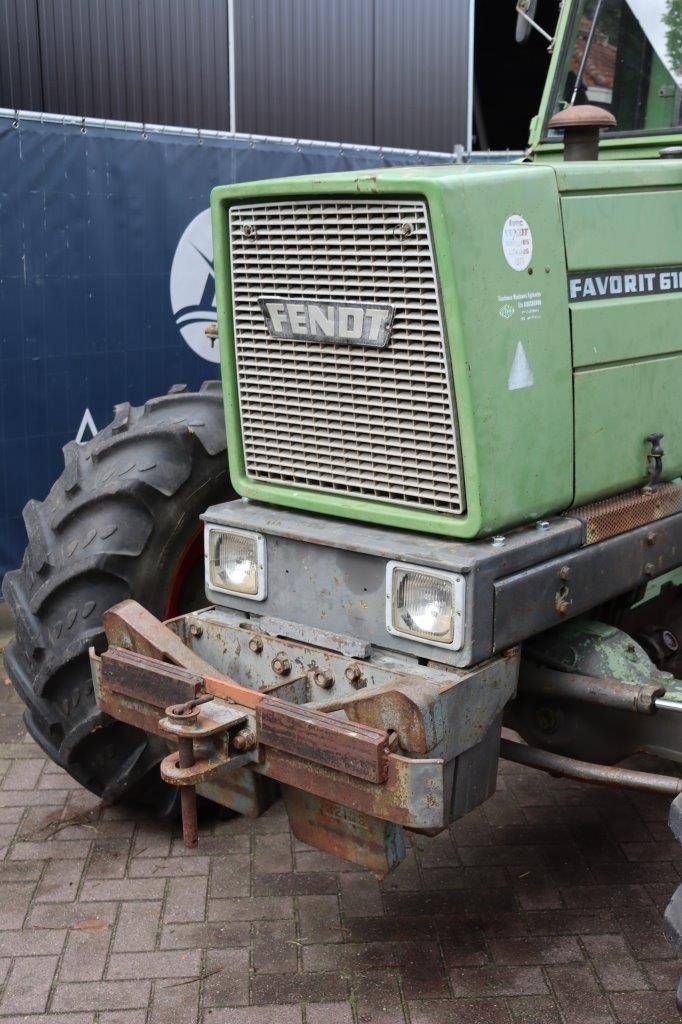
644,562,656,577
311,668,334,690
646,532,657,547
397,221,413,237
536,520,550,531
345,663,366,689
242,222,256,237
271,654,291,677
555,586,570,615
232,729,257,752
189,623,203,638
559,566,571,581
492,535,506,547
249,636,264,655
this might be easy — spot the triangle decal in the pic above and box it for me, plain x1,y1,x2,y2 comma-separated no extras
507,341,534,391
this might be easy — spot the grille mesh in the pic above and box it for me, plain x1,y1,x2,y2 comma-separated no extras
229,199,464,513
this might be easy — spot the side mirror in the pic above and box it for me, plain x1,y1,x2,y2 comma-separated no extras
516,0,538,43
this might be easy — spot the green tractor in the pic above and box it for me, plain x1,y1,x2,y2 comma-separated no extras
4,0,682,985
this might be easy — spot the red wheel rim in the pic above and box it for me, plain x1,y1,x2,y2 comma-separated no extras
163,527,204,619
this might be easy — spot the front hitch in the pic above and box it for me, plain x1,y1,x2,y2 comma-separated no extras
90,599,517,876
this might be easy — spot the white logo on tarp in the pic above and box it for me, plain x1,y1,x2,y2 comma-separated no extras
502,215,533,272
508,342,534,391
75,408,98,444
170,208,219,364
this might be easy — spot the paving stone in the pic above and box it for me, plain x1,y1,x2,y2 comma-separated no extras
0,680,678,1024
99,1013,147,1024
160,920,250,950
609,990,682,1023
80,877,166,902
1,757,45,790
203,1007,301,1024
149,977,200,1024
0,927,67,956
86,839,131,879
252,919,298,974
581,933,649,991
208,854,252,898
303,940,395,973
297,894,342,944
487,935,583,965
164,874,208,923
545,964,616,1024
202,948,250,1007
641,959,681,990
449,966,548,997
254,831,293,874
112,900,162,953
306,1001,354,1024
0,880,34,928
252,870,338,897
131,824,172,859
409,999,512,1024
524,908,616,936
352,971,406,1024
507,994,563,1023
0,954,59,1014
128,854,210,878
208,896,294,922
10,840,92,860
28,901,117,930
59,922,112,981
0,858,44,883
34,857,86,902
107,949,202,980
52,980,153,1012
251,969,348,1005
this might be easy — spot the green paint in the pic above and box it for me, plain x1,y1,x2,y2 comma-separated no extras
560,187,682,271
574,356,682,503
557,160,682,505
211,164,573,538
209,0,682,538
528,618,671,688
572,293,682,369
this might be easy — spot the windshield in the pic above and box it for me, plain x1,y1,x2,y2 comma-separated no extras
549,0,682,136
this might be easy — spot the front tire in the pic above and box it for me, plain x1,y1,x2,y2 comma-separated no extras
2,382,230,812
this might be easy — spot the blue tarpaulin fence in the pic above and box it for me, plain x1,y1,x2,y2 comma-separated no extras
0,110,460,578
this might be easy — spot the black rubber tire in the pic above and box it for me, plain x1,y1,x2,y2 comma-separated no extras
2,382,230,813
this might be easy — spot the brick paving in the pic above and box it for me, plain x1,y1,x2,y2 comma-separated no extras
1,658,681,1022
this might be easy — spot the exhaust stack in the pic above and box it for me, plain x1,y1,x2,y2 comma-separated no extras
549,104,617,161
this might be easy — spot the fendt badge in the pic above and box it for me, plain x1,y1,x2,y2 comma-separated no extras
259,297,395,349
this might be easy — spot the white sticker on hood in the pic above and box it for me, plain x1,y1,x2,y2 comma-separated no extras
502,215,533,272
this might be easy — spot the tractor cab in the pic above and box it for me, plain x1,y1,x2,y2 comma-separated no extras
529,0,682,159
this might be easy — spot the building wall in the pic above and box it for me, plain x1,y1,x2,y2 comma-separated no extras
0,0,471,150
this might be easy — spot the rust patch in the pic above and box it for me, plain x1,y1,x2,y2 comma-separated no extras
572,483,682,544
258,697,390,783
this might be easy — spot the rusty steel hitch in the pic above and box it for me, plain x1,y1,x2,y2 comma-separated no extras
90,599,518,874
160,694,218,848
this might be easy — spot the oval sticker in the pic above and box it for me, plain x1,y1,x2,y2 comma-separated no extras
502,214,533,272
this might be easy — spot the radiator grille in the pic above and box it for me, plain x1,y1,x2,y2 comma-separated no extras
228,199,464,514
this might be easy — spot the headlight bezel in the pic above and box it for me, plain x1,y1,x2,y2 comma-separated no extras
385,560,465,650
204,525,267,601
